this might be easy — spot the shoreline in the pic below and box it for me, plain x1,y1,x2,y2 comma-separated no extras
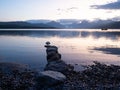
0,43,120,90
1,61,120,90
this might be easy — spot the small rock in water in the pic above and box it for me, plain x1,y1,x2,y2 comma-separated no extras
45,41,51,47
46,41,50,45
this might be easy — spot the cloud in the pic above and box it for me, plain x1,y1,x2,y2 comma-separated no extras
67,7,78,10
91,1,120,9
57,7,78,11
111,16,120,21
56,7,78,15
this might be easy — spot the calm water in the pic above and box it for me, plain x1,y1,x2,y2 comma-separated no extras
0,29,120,70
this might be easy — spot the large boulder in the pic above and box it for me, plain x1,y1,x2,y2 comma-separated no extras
44,60,74,74
36,70,66,89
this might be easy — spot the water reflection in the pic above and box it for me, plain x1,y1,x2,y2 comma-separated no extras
0,30,120,40
0,29,120,70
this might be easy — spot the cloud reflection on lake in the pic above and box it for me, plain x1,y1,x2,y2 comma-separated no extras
0,29,120,70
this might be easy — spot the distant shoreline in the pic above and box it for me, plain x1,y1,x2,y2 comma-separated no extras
0,29,120,32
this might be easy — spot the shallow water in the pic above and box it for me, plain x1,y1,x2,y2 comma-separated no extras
0,29,120,70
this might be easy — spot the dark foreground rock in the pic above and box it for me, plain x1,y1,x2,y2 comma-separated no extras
0,63,36,90
0,62,29,74
1,62,120,90
63,61,120,90
36,70,66,90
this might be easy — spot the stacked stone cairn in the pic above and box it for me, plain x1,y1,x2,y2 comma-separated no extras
44,41,74,73
36,41,74,90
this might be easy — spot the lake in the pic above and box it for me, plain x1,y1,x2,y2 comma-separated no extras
0,29,120,71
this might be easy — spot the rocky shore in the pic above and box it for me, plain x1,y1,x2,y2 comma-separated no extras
63,61,120,90
0,42,120,90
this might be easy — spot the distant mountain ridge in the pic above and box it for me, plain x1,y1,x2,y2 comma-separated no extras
0,21,56,29
26,19,51,24
0,19,120,29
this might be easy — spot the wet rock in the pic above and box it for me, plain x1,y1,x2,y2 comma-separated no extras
44,42,60,61
47,53,61,62
46,46,58,52
63,61,120,90
44,61,73,74
45,45,61,62
46,41,50,45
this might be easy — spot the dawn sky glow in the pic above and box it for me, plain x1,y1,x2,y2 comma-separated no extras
0,0,119,21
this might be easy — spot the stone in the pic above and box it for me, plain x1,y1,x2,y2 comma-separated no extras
0,87,2,90
46,46,58,52
47,53,61,62
44,60,73,74
37,70,66,87
45,43,61,62
46,41,50,45
44,41,51,47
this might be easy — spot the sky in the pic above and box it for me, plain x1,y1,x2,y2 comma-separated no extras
0,0,120,21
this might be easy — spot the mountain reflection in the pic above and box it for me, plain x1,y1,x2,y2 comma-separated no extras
0,30,120,40
0,29,120,67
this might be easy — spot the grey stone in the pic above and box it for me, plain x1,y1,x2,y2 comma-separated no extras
44,60,73,74
46,41,50,45
37,70,66,86
47,53,61,62
47,46,58,52
0,87,2,90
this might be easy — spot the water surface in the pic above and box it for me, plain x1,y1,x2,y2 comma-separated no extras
0,29,120,70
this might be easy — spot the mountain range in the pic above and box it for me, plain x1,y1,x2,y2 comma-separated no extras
0,19,120,29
